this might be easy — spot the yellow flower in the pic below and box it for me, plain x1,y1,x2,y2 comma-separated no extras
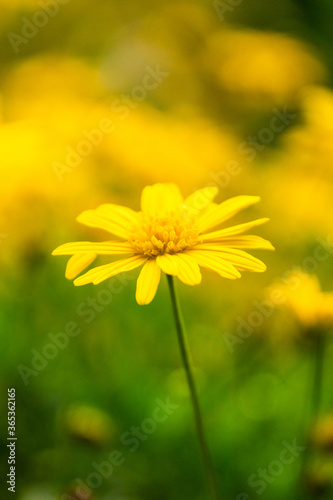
206,30,326,107
274,272,333,329
52,184,273,305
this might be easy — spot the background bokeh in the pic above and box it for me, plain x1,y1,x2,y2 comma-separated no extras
1,0,333,499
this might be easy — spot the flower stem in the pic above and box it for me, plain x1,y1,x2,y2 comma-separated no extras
167,275,220,500
311,334,326,426
296,333,327,500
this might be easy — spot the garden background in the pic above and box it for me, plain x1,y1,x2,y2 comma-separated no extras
1,0,333,499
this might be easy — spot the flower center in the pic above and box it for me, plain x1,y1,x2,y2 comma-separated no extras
129,215,200,257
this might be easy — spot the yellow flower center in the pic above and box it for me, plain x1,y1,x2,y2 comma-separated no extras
129,214,200,257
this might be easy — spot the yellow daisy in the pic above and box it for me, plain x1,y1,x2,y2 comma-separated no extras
52,183,274,305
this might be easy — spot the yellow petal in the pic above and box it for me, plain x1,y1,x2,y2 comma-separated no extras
74,256,146,286
97,204,139,224
191,246,267,272
156,254,179,276
53,241,135,255
65,253,97,280
182,186,219,216
203,235,275,250
77,204,139,239
136,259,161,305
171,253,202,285
186,250,241,279
201,218,269,241
141,183,183,217
197,196,261,232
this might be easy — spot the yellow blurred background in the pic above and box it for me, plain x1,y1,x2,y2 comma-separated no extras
1,1,333,499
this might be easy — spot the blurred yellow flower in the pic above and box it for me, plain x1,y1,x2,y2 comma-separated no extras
206,30,326,107
282,86,333,174
261,88,333,238
274,272,333,329
53,183,273,305
103,106,242,189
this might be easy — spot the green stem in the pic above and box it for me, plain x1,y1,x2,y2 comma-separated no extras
311,334,326,426
167,275,219,500
297,333,326,500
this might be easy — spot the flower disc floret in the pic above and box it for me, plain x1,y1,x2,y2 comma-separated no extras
129,214,200,257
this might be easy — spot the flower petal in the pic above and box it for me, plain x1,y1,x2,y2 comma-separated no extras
141,183,183,217
171,253,202,285
156,254,179,276
197,195,261,232
52,241,135,255
77,204,139,239
191,246,267,272
182,186,219,216
203,235,275,250
201,218,269,241
186,250,241,279
65,253,97,280
74,255,146,286
97,204,139,223
136,259,161,305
